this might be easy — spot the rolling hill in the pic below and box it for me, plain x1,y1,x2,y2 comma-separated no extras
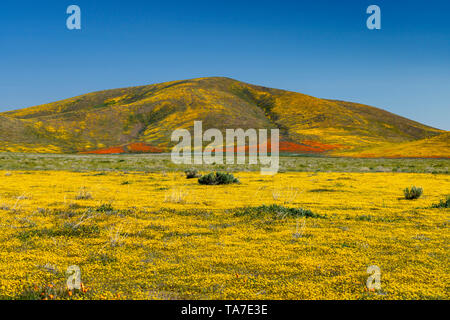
0,77,448,157
334,132,450,158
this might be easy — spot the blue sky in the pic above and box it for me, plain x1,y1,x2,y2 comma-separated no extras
1,0,449,130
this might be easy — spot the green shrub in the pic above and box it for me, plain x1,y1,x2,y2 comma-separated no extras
96,203,114,213
234,204,323,219
185,169,201,179
198,172,239,185
357,215,373,222
403,186,423,200
431,195,450,208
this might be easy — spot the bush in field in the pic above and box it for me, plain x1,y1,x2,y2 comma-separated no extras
403,186,423,200
96,203,115,213
75,187,92,200
234,204,323,219
185,169,201,179
198,172,239,185
431,195,450,208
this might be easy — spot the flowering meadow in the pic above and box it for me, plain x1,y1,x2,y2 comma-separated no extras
0,167,448,300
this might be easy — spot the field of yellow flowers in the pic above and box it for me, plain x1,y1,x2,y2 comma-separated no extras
0,170,448,300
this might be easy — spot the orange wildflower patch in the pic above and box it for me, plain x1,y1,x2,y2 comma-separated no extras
217,140,342,154
81,146,126,154
126,142,163,153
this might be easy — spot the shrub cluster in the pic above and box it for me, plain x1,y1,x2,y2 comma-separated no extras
198,172,239,185
96,203,115,213
234,204,323,219
403,186,423,200
185,169,201,179
431,195,450,208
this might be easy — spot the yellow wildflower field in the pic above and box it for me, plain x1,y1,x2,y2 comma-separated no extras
0,170,448,300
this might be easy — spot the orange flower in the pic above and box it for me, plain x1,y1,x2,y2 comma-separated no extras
68,291,72,297
49,294,54,299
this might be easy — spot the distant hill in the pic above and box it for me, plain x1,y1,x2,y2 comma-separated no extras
335,132,450,158
1,77,448,157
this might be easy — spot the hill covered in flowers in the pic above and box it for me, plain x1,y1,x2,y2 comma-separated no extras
1,77,447,157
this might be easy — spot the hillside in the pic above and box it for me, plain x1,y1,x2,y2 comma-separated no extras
0,115,63,153
335,132,450,158
0,77,448,157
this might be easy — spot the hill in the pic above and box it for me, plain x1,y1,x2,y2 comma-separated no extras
335,132,450,158
1,77,448,157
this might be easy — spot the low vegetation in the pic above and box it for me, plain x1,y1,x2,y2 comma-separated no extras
0,153,448,174
234,204,323,219
403,186,423,200
198,172,239,185
431,195,450,208
184,169,201,179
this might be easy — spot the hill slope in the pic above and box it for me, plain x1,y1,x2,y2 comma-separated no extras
335,132,450,158
1,77,447,157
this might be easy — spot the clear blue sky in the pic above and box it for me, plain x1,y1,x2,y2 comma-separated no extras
1,0,449,130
